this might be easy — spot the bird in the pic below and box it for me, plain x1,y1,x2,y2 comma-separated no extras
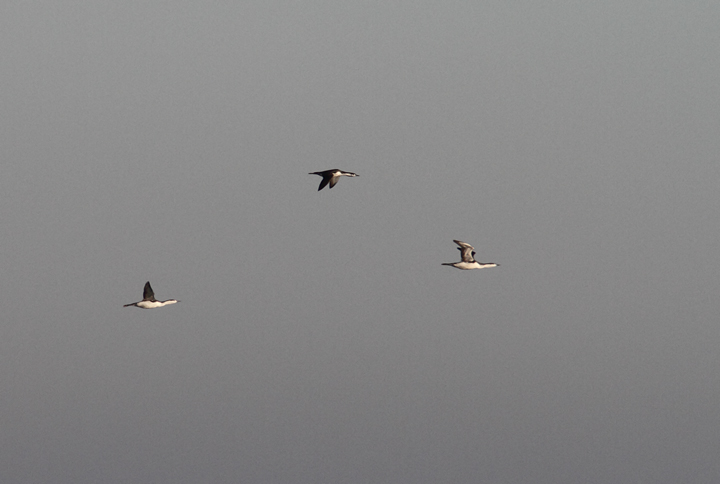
309,169,359,191
442,240,499,270
123,281,179,308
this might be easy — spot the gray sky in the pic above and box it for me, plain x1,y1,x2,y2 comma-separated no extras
1,1,720,483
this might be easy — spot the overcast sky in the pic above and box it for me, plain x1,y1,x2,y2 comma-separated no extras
1,1,720,483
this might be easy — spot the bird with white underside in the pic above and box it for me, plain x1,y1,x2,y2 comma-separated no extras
442,240,499,270
123,281,179,308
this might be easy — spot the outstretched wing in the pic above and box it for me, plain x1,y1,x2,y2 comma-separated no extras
318,175,331,191
453,240,476,262
143,281,155,301
328,174,339,188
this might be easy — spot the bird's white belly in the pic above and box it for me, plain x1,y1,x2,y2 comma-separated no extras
454,261,497,270
454,261,480,270
136,300,165,309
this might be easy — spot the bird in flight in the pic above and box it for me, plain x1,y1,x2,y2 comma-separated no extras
442,240,499,270
309,169,359,191
123,281,179,308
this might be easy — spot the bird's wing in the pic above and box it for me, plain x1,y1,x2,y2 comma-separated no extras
143,281,155,300
461,247,476,262
318,175,331,191
453,240,476,262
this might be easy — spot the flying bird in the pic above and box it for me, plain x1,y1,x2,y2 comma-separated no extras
123,281,179,308
309,169,359,191
442,240,499,270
